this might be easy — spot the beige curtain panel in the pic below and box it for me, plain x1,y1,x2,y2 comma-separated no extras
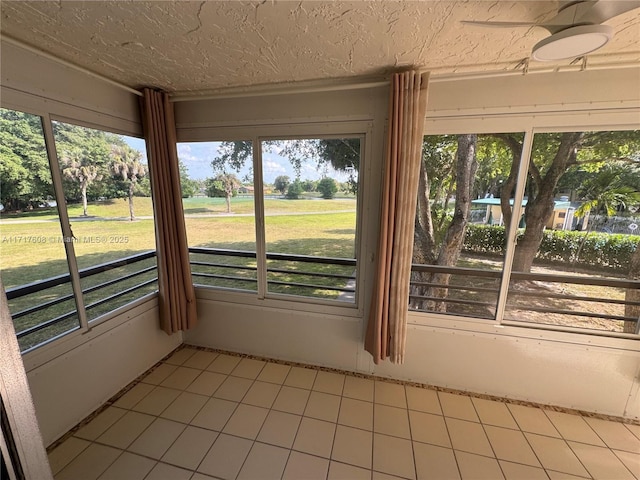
141,88,197,334
365,70,430,364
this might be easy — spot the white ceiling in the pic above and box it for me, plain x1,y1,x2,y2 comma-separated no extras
1,1,639,94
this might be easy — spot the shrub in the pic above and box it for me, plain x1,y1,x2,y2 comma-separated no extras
317,177,338,199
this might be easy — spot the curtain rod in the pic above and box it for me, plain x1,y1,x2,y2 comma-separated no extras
1,34,144,97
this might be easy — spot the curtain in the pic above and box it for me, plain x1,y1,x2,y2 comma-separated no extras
365,70,430,364
140,88,197,334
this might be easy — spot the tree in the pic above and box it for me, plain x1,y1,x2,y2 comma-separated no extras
285,179,303,199
215,173,240,213
274,175,290,195
60,148,103,216
317,177,338,199
110,145,147,221
178,160,198,198
497,131,640,272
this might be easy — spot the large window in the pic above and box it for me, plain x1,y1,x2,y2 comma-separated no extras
178,135,362,305
0,109,157,352
411,129,640,337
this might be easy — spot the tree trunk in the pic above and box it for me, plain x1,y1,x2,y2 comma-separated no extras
624,243,640,333
128,182,135,221
495,134,523,233
81,182,88,216
431,134,478,311
225,192,232,213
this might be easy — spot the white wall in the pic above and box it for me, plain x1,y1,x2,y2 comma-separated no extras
182,67,640,420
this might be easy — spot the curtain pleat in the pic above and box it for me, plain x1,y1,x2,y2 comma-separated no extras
365,70,429,364
141,88,197,334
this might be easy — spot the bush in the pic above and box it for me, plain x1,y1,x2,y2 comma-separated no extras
285,180,303,199
317,177,338,199
463,224,638,271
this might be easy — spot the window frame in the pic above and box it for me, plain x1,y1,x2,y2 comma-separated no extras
412,109,640,346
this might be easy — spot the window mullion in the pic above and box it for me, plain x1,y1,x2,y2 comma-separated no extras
253,137,267,299
41,114,90,332
494,128,534,325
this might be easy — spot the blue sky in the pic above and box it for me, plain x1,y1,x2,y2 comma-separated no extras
124,137,354,184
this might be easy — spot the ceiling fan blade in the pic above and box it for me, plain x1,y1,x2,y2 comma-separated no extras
460,20,540,28
575,0,640,24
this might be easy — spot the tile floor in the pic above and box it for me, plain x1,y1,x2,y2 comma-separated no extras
49,346,640,480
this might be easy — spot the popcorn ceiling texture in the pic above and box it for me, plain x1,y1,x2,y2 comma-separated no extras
1,1,639,93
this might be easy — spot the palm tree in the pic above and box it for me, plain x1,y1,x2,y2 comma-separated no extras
111,145,147,221
61,149,102,216
217,172,241,213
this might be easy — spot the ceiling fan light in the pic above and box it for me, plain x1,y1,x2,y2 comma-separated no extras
531,24,614,61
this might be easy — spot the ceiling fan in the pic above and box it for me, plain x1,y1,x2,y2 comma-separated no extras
462,0,640,62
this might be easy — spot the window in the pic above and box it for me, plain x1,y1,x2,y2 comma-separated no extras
0,109,157,352
178,135,362,305
410,128,640,337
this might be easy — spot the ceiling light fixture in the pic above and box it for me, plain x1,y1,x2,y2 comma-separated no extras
531,24,613,62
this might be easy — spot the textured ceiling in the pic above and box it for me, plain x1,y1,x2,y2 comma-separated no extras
1,1,639,94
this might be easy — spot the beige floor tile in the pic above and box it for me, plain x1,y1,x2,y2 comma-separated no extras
626,423,640,441
305,391,342,422
182,350,218,370
223,403,269,439
141,363,178,385
508,404,560,437
257,410,302,448
192,474,219,480
455,451,505,480
472,398,518,429
165,347,197,365
332,425,373,469
232,357,266,379
186,370,227,396
237,442,289,480
48,436,91,475
545,410,605,446
283,451,330,480
206,353,241,374
190,397,238,430
113,382,155,409
257,362,291,384
55,443,121,480
446,418,494,457
406,386,441,415
285,366,318,389
328,461,372,480
374,404,411,439
339,397,374,430
585,417,640,453
145,462,193,480
313,371,346,395
569,441,636,480
613,449,640,479
160,366,201,390
197,433,252,479
161,425,218,470
525,433,590,478
343,376,375,402
96,411,155,449
273,385,311,415
439,392,479,422
413,442,460,480
373,472,408,479
159,391,208,423
242,380,281,408
546,471,591,479
97,452,155,480
409,410,451,448
293,417,337,458
485,425,541,467
131,385,181,416
373,433,415,480
74,407,127,441
128,418,185,459
499,461,548,480
375,381,407,408
213,375,253,401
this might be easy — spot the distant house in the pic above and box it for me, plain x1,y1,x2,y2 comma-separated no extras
472,197,580,230
238,185,254,194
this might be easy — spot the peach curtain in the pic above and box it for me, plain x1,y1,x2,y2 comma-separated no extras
140,88,197,334
365,70,430,364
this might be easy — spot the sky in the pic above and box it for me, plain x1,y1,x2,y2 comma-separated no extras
124,137,353,184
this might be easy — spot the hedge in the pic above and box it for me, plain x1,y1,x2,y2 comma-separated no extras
463,224,638,271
